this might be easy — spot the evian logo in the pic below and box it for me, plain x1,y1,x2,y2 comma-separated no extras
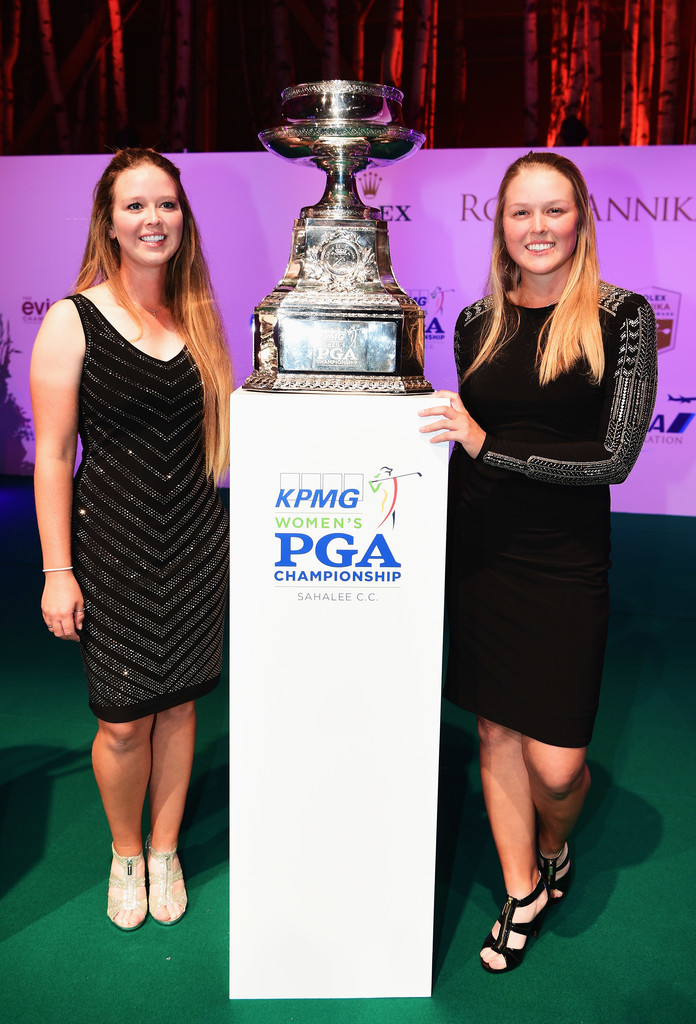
644,288,680,353
22,297,54,323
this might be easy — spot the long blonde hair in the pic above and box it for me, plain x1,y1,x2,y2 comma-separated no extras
467,151,603,386
75,148,232,482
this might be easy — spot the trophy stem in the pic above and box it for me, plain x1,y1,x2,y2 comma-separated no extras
302,142,378,220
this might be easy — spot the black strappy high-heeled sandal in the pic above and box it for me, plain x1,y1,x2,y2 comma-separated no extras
538,842,572,904
480,874,548,974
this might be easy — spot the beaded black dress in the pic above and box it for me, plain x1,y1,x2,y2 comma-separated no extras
68,294,229,723
444,284,657,747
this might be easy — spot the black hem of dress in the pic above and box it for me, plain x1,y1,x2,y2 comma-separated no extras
89,674,221,723
443,690,595,750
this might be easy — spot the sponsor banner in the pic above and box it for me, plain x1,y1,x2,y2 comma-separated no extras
1,147,694,514
272,464,423,597
229,393,444,613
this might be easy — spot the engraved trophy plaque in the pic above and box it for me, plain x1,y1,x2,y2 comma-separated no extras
243,80,432,394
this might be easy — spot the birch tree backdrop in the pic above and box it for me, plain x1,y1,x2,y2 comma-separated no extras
1,0,695,155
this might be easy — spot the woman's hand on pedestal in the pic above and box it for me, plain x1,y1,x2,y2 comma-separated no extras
418,390,486,459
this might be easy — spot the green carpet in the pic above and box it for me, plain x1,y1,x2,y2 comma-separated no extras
1,476,694,1023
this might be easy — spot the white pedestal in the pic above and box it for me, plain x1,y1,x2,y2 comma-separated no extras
228,390,448,999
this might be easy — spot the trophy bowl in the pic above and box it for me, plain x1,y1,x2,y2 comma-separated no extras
281,80,405,124
258,80,425,218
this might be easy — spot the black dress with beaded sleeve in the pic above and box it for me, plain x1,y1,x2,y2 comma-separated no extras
444,284,657,747
68,294,229,723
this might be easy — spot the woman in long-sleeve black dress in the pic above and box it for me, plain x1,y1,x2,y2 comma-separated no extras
420,152,657,973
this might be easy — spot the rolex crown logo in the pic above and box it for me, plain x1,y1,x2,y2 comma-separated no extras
360,172,383,198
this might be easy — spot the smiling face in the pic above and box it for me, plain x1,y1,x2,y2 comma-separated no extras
109,163,184,272
502,167,579,297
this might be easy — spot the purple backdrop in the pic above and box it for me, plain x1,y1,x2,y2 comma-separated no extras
1,147,693,515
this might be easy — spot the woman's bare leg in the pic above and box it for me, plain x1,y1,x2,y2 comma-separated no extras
147,700,197,922
522,736,589,894
478,718,538,892
477,719,591,968
477,717,547,969
92,715,154,927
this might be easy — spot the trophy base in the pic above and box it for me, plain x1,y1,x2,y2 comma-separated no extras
242,369,433,395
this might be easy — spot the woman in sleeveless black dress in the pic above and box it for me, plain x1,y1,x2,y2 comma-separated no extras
420,153,657,972
31,150,232,930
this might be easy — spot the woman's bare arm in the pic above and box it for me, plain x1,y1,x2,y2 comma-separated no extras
30,299,86,640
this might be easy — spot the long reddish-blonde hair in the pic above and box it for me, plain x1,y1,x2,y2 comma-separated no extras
467,151,603,386
75,148,232,481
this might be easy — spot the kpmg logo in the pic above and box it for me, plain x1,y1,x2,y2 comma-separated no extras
357,170,412,221
409,285,455,344
644,288,680,353
274,472,364,514
22,297,54,323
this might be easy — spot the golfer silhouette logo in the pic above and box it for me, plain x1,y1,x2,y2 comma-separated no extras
369,466,422,529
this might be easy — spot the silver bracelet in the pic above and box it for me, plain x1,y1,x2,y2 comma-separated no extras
43,566,73,573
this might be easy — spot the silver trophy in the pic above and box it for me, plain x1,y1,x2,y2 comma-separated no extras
243,80,431,394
